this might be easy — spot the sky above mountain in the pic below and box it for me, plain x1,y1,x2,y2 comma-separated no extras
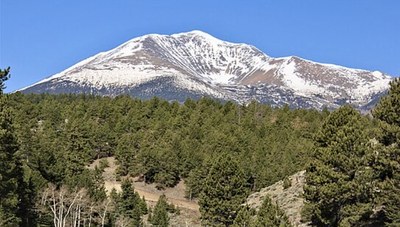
1,0,399,92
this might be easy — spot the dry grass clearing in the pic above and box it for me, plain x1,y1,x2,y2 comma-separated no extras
89,157,201,226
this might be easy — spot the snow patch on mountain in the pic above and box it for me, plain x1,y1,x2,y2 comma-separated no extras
353,71,391,101
279,59,325,96
19,30,393,110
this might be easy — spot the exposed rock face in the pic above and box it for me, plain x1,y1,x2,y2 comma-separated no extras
20,31,392,110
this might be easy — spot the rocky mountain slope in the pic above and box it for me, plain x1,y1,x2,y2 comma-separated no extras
20,30,392,110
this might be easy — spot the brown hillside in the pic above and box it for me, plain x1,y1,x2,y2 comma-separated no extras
246,170,310,227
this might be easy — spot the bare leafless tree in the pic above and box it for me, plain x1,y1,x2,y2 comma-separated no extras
38,183,116,227
99,199,111,227
39,184,92,227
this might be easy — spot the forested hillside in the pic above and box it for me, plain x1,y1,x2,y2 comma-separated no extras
1,67,399,226
8,91,326,190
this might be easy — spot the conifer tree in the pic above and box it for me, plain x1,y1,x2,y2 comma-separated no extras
232,206,254,227
199,153,250,226
254,197,291,227
62,122,89,187
185,161,212,200
150,194,170,227
87,166,107,202
115,133,140,176
372,78,400,225
303,105,374,226
0,67,10,94
233,198,291,227
112,179,147,226
0,68,35,226
0,67,22,226
372,78,400,146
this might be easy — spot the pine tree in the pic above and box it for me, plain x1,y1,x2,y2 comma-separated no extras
114,179,147,226
372,78,400,146
87,166,107,202
303,105,374,226
115,133,140,176
372,78,400,225
233,198,291,227
185,161,212,200
254,197,291,227
0,68,35,226
0,97,22,225
232,206,254,227
199,153,250,226
0,67,10,94
151,194,170,227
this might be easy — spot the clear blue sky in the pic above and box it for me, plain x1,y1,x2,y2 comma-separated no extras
1,0,399,92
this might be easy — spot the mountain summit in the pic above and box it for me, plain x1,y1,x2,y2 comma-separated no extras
20,30,392,110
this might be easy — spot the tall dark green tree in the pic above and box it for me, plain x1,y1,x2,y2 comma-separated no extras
372,78,400,146
0,67,22,226
199,153,251,226
0,67,10,94
115,133,140,176
62,121,90,187
372,78,400,225
185,161,212,200
0,68,35,226
114,179,147,226
150,194,170,227
303,105,374,226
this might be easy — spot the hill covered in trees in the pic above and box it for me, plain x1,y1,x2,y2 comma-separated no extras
1,67,399,226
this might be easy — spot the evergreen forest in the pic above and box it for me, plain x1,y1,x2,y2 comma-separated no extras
1,67,399,226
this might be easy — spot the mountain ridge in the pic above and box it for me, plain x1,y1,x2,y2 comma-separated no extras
20,30,392,110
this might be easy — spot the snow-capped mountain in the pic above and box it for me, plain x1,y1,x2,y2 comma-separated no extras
20,30,392,110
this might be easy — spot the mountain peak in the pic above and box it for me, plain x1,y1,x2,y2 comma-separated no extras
19,31,392,111
172,30,215,38
171,30,226,46
181,30,212,36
